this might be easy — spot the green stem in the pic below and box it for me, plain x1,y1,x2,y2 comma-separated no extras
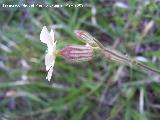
135,61,160,74
94,38,160,74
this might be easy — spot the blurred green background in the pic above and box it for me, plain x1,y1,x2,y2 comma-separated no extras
0,0,160,120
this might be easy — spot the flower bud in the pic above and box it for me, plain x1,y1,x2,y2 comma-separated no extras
74,30,99,47
60,45,93,62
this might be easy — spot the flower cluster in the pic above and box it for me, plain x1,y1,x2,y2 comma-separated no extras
40,26,97,81
40,26,160,81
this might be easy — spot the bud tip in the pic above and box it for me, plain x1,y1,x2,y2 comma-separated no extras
74,30,83,37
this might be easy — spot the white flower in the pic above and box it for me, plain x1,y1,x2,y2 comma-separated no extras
40,26,56,81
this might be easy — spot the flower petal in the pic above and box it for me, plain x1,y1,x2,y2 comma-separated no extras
50,29,55,42
45,53,55,71
40,26,55,53
46,66,53,81
40,26,53,45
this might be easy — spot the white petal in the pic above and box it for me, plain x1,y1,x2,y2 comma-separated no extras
40,26,52,44
45,53,55,71
40,26,56,54
50,29,55,42
50,29,57,52
46,66,53,81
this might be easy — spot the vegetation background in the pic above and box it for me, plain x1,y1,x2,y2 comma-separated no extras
0,0,160,120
